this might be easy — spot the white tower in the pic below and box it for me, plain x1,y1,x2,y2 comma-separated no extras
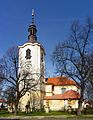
18,10,45,111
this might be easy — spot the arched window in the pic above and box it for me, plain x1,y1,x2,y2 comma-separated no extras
25,49,31,59
31,30,32,35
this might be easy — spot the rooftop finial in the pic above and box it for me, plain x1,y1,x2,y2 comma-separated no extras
32,9,34,23
28,9,37,42
32,9,34,16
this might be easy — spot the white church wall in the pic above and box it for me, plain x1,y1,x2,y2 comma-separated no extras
18,43,45,111
54,85,78,94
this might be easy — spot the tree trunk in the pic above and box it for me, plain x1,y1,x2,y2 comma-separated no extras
15,100,18,115
77,100,82,116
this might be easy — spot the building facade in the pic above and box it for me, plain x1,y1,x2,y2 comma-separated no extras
44,77,80,111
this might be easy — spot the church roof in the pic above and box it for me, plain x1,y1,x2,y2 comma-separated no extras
44,90,80,100
46,77,77,86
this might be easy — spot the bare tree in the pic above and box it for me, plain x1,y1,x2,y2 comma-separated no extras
52,17,93,116
0,46,39,115
87,52,93,88
0,63,4,97
85,52,93,100
0,84,2,97
2,86,15,111
85,82,93,100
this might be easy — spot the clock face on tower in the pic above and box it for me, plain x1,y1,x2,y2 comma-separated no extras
25,59,32,69
26,64,30,68
25,64,32,69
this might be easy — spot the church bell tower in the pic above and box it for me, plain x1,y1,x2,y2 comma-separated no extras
18,10,45,111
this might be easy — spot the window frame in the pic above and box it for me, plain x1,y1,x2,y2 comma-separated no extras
25,49,31,59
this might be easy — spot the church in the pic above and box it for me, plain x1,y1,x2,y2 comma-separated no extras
18,10,80,112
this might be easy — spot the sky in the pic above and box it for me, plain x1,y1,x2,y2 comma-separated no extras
0,0,93,77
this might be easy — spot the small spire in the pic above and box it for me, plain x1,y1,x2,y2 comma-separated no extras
28,9,37,43
32,9,34,24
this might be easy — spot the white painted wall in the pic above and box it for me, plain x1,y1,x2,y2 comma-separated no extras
19,43,41,74
54,85,78,94
18,42,45,111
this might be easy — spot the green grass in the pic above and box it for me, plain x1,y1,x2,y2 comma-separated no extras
0,110,13,117
18,111,69,116
0,110,70,117
0,110,93,119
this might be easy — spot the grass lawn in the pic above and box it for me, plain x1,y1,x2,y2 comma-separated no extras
0,110,13,117
0,110,70,117
18,111,69,116
0,110,93,119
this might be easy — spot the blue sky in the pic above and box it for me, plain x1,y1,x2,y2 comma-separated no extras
0,0,93,77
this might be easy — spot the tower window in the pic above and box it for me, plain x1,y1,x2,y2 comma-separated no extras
25,49,31,59
31,30,32,35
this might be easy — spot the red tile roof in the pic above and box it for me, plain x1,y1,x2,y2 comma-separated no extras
46,77,77,85
44,90,80,100
0,99,6,103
